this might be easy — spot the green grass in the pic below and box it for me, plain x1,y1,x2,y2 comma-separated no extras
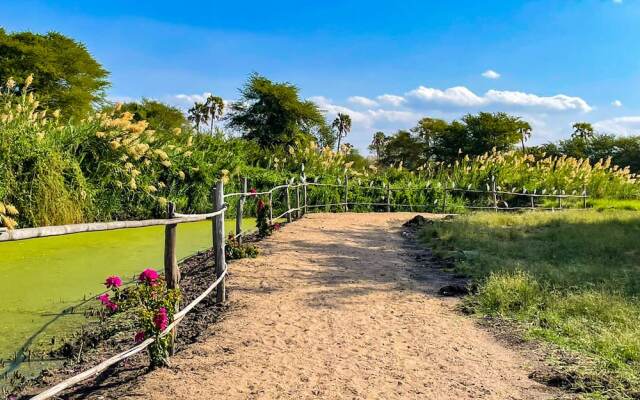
421,210,640,398
0,218,255,385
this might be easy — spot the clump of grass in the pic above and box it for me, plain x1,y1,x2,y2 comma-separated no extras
424,211,640,398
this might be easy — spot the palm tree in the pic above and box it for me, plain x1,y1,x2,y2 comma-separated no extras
332,113,352,153
188,102,208,132
205,95,224,135
517,121,532,154
370,131,386,160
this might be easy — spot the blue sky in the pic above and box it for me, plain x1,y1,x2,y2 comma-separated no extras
2,0,639,151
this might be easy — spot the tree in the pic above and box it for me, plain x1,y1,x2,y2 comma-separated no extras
332,113,352,153
572,122,595,140
517,120,533,153
188,102,208,132
0,29,109,118
461,112,526,155
226,73,327,148
410,117,449,160
204,94,224,135
117,99,187,131
378,130,423,169
369,131,387,160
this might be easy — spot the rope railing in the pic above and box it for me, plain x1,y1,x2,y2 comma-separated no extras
21,174,590,399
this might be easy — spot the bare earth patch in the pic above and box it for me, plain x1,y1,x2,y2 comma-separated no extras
122,213,557,399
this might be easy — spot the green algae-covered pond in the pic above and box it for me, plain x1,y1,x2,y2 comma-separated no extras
0,218,255,386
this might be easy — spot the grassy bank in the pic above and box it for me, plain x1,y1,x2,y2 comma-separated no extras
421,210,640,398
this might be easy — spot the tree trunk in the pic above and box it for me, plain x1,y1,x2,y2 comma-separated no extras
210,117,214,135
521,137,526,154
336,133,342,153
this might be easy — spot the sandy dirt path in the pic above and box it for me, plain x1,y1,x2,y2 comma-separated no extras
125,213,554,400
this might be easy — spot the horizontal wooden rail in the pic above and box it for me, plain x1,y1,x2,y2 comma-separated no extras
445,187,587,198
0,208,227,243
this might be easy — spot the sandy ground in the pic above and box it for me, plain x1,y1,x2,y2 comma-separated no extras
124,213,555,400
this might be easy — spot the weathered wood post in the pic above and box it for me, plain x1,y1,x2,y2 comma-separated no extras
530,195,535,209
286,182,292,223
387,184,392,212
268,190,273,223
583,186,588,209
303,182,308,215
491,176,498,212
344,174,349,212
236,177,247,245
164,202,179,354
213,180,226,303
295,184,301,219
442,187,447,213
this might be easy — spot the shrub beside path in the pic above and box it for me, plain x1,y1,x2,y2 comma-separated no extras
125,213,555,399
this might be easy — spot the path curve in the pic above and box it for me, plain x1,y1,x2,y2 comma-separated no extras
126,213,553,400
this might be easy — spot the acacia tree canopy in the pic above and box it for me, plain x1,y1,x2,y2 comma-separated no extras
0,29,110,119
226,74,327,148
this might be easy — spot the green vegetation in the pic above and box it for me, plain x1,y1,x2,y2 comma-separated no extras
0,28,109,118
422,211,640,398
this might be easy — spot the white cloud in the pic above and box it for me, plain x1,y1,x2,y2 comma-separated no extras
594,116,640,136
613,0,623,4
405,85,592,112
348,96,379,108
481,69,501,79
484,90,592,112
612,100,623,107
406,86,485,107
376,94,406,107
173,92,212,106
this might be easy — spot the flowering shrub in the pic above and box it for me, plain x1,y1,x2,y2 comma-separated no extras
255,198,273,237
0,202,19,229
97,268,180,367
225,234,259,260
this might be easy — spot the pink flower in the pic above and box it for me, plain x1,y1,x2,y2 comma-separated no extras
97,293,118,311
134,331,145,343
139,268,159,285
248,188,257,197
257,199,265,211
153,307,169,331
104,275,122,288
97,293,110,305
273,223,281,231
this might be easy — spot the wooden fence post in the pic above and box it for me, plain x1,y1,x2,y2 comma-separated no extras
491,176,498,212
558,195,562,209
236,177,247,245
387,184,391,213
442,188,447,213
268,190,273,223
295,184,301,219
303,182,308,215
583,187,588,209
164,202,179,355
530,195,535,209
213,181,226,303
344,174,349,212
286,183,292,223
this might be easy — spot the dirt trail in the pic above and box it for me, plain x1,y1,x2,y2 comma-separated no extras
125,213,554,400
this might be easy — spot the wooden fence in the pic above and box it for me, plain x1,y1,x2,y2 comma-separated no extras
0,177,589,399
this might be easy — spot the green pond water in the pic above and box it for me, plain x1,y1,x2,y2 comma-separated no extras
0,218,255,384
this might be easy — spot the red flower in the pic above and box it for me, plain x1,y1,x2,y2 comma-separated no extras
273,223,281,231
134,331,145,344
104,275,122,288
257,199,265,211
139,268,159,285
248,188,257,197
153,307,169,331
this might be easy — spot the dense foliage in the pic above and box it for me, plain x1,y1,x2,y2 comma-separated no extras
0,29,109,119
